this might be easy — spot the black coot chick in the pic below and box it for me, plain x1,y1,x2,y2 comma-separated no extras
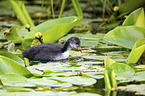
23,37,81,61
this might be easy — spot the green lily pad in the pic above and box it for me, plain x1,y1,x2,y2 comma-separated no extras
0,91,57,96
85,72,104,79
131,71,145,81
57,92,101,96
118,84,145,95
28,77,72,87
83,55,105,60
51,76,96,86
48,72,77,77
27,63,88,72
0,74,35,87
3,87,34,92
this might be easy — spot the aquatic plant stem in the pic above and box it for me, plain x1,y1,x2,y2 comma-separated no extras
71,0,83,18
59,0,66,18
9,0,35,26
102,0,106,20
21,1,35,26
51,0,55,19
39,0,45,24
9,0,28,25
103,69,111,90
111,69,117,88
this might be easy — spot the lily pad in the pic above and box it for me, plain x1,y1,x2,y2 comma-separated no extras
28,77,72,87
85,72,104,79
0,91,57,96
131,71,145,81
27,63,88,72
0,74,35,87
3,87,34,92
51,76,97,86
118,84,145,95
57,92,101,96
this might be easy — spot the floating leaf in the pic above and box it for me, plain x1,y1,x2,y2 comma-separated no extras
4,87,34,92
58,92,101,96
0,74,35,87
51,76,96,86
27,63,88,72
28,77,72,87
118,84,145,95
85,72,104,79
0,91,57,96
131,71,145,81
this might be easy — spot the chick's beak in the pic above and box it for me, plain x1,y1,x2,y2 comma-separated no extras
77,46,82,52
